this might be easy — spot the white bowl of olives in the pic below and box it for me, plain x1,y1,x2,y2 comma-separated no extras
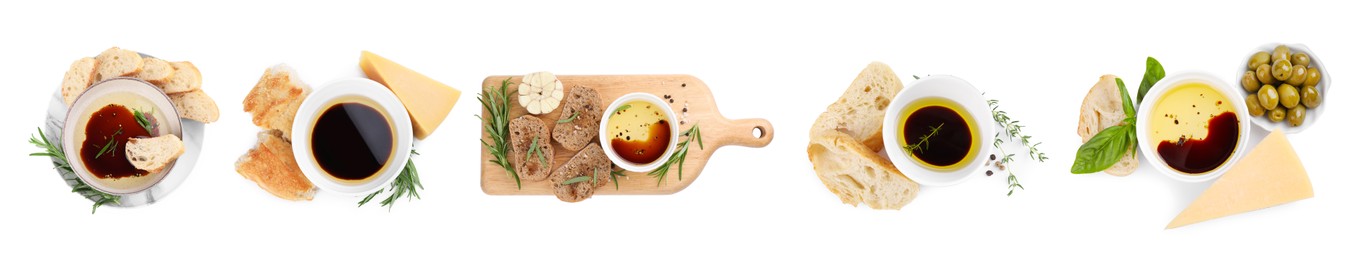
1238,43,1330,134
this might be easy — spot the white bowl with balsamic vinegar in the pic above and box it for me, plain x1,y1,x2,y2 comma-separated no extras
292,78,413,194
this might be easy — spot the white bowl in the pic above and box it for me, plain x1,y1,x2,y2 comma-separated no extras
291,78,413,194
63,78,183,195
599,93,680,172
1137,72,1251,183
881,75,995,187
1239,43,1331,134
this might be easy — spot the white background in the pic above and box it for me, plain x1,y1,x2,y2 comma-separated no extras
2,0,1344,259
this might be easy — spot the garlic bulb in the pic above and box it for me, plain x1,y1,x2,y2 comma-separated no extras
518,71,563,115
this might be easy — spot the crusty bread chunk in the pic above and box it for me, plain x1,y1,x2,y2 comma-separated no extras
61,57,99,106
125,135,185,173
169,90,220,123
510,115,555,181
550,143,612,202
552,85,602,151
160,61,201,93
243,64,310,139
95,47,143,80
135,58,175,86
807,129,918,210
810,62,904,151
1077,75,1138,176
236,130,316,201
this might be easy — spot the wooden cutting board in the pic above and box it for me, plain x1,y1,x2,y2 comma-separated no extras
480,75,773,195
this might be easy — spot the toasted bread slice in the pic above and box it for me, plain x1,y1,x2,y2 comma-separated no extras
810,62,904,151
510,115,555,181
550,143,612,202
807,129,918,210
235,130,316,201
243,64,309,139
552,85,603,151
161,61,201,93
95,47,143,80
1077,75,1137,176
135,58,175,86
125,135,185,173
60,57,99,106
169,89,220,123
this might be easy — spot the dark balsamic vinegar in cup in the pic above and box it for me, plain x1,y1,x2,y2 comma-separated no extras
311,101,393,181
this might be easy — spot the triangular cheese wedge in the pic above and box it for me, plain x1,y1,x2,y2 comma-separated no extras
360,51,462,140
1166,130,1313,229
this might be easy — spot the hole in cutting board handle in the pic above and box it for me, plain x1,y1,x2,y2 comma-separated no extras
752,126,765,139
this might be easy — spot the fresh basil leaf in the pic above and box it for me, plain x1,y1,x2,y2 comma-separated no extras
1070,125,1130,174
1137,57,1166,103
1115,78,1135,119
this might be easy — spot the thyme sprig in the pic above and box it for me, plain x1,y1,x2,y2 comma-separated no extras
902,123,943,155
29,128,120,213
649,123,702,186
987,98,1046,196
478,78,522,188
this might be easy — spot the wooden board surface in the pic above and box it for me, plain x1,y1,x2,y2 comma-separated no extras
480,75,773,195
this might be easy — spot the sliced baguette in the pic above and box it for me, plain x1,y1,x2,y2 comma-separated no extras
550,143,612,202
809,62,904,151
243,64,309,139
807,129,918,210
95,47,143,80
60,57,99,106
169,89,220,123
125,135,185,173
510,115,555,181
161,61,201,93
135,57,175,86
552,85,602,151
1077,75,1137,176
235,130,316,201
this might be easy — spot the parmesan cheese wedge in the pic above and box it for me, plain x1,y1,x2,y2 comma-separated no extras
1166,130,1313,229
360,51,462,139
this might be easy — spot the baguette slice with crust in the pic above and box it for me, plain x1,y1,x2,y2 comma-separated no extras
60,57,99,106
810,62,904,151
807,129,918,210
135,58,175,86
169,89,220,123
243,64,309,139
1077,75,1138,176
161,61,201,93
125,135,185,173
235,130,316,201
95,47,143,80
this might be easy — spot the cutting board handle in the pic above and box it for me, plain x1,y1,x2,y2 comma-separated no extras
719,118,773,148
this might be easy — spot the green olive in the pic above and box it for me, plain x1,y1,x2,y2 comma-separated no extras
1302,85,1322,108
1269,106,1287,122
1287,65,1308,86
1249,51,1272,70
1246,94,1266,117
1273,45,1291,62
1291,53,1311,67
1272,59,1293,81
1278,83,1300,108
1256,63,1276,85
1288,105,1307,127
1258,84,1279,110
1241,71,1260,92
1304,67,1321,87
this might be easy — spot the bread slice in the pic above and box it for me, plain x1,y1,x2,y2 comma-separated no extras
510,115,555,181
95,47,143,80
1077,75,1137,176
125,134,185,173
243,64,309,139
169,89,220,123
135,57,175,86
235,130,316,201
810,62,904,151
552,85,602,151
807,129,919,210
160,61,201,93
60,57,99,106
550,143,612,202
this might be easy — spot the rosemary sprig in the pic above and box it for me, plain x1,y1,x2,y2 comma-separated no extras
359,150,423,209
132,108,154,133
29,128,119,213
649,123,702,186
478,78,522,189
562,175,591,185
94,126,123,159
610,104,631,118
557,111,580,123
987,98,1046,196
525,136,548,168
901,123,943,155
610,167,626,190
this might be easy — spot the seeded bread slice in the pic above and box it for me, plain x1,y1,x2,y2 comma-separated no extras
510,115,554,181
550,143,612,202
135,58,175,86
235,130,316,201
169,89,220,123
125,134,185,173
243,64,309,139
807,129,918,210
95,47,143,80
60,57,99,106
552,85,603,151
809,62,904,151
160,61,201,93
